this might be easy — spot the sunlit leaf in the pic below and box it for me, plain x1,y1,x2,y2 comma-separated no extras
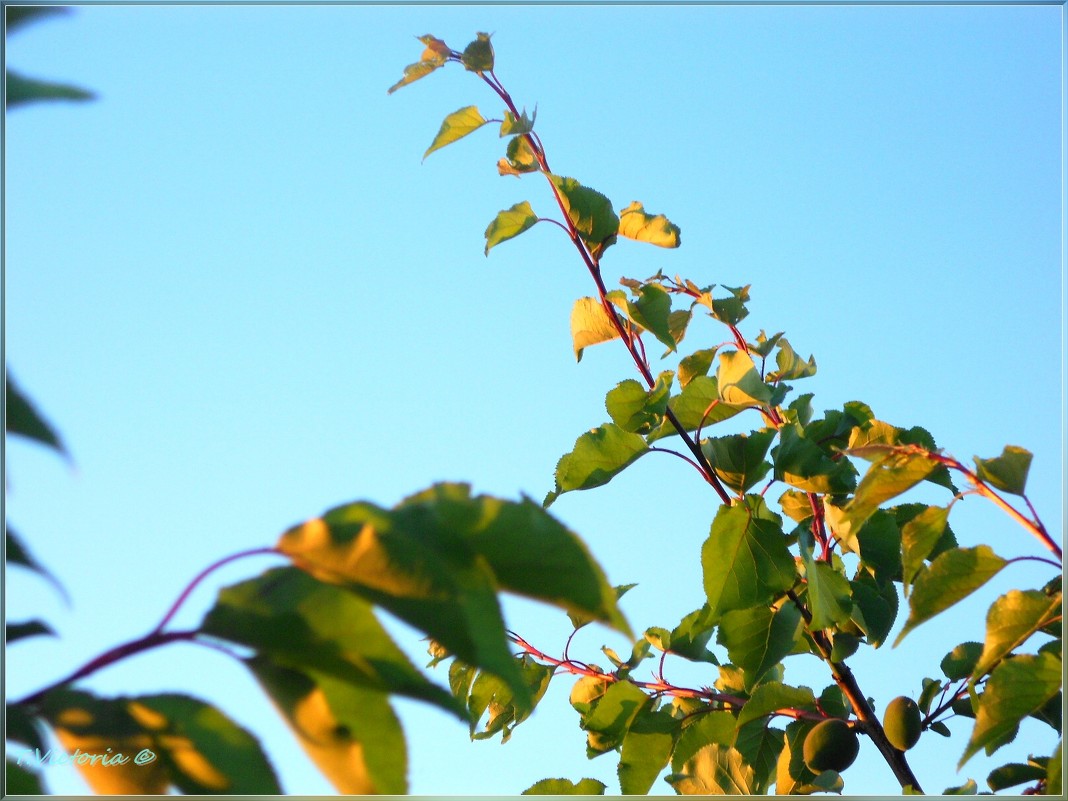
900,505,950,594
839,447,936,535
766,338,816,383
895,546,1008,647
424,105,489,159
702,497,795,620
959,652,1061,767
484,201,539,255
497,133,540,176
500,107,536,136
801,549,853,631
578,679,648,756
1047,740,1062,795
460,32,494,73
523,777,606,794
249,659,404,793
716,350,772,407
464,654,553,742
648,375,747,441
943,778,979,794
972,589,1062,680
973,445,1033,496
772,423,856,495
387,35,450,94
570,296,621,362
545,424,649,507
38,688,280,794
666,744,755,794
605,372,672,434
678,347,718,388
200,566,463,718
617,201,681,248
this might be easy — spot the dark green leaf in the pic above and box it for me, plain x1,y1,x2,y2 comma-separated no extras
900,504,950,594
5,527,68,602
248,659,403,793
717,604,803,691
618,705,680,794
621,283,675,352
960,652,1061,767
545,424,649,506
523,777,606,794
943,778,979,794
848,574,897,648
6,619,55,644
424,105,489,160
895,546,1008,647
6,70,93,108
6,5,69,30
5,371,68,457
703,497,795,620
851,510,902,583
5,760,44,794
617,201,681,248
986,762,1046,792
772,423,856,495
735,682,817,729
578,679,648,756
941,642,984,681
701,429,776,494
460,32,494,73
465,654,553,742
734,720,785,793
547,175,619,258
974,445,1033,496
705,285,751,326
200,566,463,718
6,703,48,751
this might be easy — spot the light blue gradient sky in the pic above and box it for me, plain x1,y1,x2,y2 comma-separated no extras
5,3,1063,795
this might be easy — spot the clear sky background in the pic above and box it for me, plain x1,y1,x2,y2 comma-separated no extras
5,3,1063,796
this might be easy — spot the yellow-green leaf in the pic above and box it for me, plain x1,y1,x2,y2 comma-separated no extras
570,296,620,361
424,105,488,160
484,201,539,255
617,201,681,248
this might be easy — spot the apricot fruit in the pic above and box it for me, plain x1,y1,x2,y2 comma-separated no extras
883,695,922,751
802,718,860,773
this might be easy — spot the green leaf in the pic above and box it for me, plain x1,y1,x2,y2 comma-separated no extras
423,105,489,160
578,679,648,756
943,778,979,794
848,574,897,648
570,296,620,362
974,445,1033,496
618,705,680,794
666,744,755,794
6,619,55,644
5,760,44,794
387,35,450,94
38,688,281,794
840,447,937,535
249,659,404,793
678,347,718,388
802,555,853,632
617,201,681,248
484,201,539,255
849,509,902,583
6,70,93,108
942,642,984,681
986,762,1046,792
767,338,817,382
6,526,69,603
6,5,68,30
648,375,746,441
702,497,796,620
716,350,772,407
735,682,817,729
972,589,1062,680
1047,740,1062,795
605,372,672,434
500,106,536,136
705,285,751,326
498,133,540,175
6,703,48,751
547,174,619,258
900,505,950,594
655,606,719,664
523,777,607,794
464,654,553,742
772,423,856,495
959,652,1062,767
460,31,494,73
734,720,785,793
545,424,649,506
717,605,803,691
620,283,675,352
895,546,1008,646
200,566,464,718
848,422,958,493
672,710,738,772
5,371,68,457
701,429,776,495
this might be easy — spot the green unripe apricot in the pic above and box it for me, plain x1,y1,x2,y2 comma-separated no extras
883,696,922,751
803,718,860,773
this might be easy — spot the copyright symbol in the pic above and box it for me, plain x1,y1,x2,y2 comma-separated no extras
134,749,156,766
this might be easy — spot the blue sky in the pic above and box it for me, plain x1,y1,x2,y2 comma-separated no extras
5,3,1063,796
